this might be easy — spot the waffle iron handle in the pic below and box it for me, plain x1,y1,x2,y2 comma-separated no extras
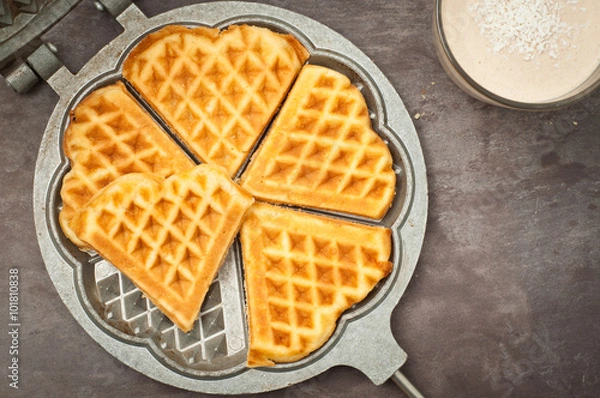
390,370,425,398
330,296,425,396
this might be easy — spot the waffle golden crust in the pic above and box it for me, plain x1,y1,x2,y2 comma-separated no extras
122,24,309,176
60,82,194,249
240,65,396,219
71,164,254,332
240,202,392,367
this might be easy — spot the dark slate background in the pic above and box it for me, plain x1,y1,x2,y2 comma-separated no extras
0,1,598,397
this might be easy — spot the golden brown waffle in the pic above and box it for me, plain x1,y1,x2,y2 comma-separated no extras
240,65,396,219
71,164,254,332
60,82,194,249
122,24,309,176
240,202,392,366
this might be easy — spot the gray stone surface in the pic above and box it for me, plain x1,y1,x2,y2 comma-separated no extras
1,0,598,397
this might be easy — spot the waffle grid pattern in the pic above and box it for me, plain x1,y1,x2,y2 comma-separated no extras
261,224,389,340
94,175,228,300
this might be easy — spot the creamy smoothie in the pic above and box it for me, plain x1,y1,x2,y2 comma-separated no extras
442,0,600,103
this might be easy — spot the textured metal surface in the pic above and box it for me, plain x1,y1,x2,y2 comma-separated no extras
33,1,427,394
91,250,247,371
3,56,36,90
26,42,61,79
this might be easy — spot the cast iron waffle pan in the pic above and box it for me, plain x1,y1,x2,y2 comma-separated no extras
33,1,427,394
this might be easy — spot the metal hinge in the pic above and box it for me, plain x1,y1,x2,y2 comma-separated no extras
4,40,60,91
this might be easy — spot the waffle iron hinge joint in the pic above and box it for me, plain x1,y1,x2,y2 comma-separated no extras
4,41,61,92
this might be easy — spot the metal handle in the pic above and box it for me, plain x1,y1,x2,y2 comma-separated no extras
390,370,425,398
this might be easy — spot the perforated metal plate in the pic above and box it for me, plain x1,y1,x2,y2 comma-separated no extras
34,2,427,394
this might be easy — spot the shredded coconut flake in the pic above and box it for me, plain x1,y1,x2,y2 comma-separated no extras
470,0,578,61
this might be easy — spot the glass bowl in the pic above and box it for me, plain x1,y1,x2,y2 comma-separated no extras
433,0,600,110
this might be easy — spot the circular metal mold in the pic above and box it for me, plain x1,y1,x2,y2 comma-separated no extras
34,2,428,394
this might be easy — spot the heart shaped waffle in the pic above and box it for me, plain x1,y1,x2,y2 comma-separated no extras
240,202,392,366
71,164,254,332
241,65,396,219
123,24,309,176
